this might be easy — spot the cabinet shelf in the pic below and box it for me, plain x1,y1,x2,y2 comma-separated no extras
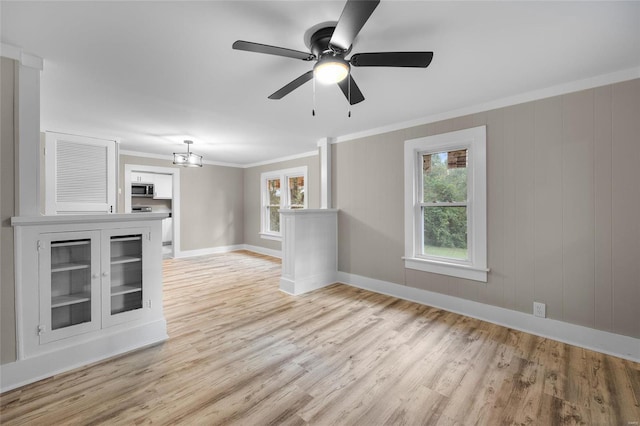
111,285,142,296
51,262,90,273
51,240,91,248
111,236,142,242
51,293,91,308
110,256,142,265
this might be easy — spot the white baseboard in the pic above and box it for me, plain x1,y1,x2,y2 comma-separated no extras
174,244,281,259
336,271,640,363
0,319,168,393
240,244,282,259
279,277,296,295
175,244,246,258
279,273,335,295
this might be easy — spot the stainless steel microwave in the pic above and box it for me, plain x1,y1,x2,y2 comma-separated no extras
132,183,154,197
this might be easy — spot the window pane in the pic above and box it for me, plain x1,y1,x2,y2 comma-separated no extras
423,150,467,203
288,176,305,207
423,206,467,260
268,179,280,205
269,206,280,232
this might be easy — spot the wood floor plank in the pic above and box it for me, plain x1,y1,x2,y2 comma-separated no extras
439,325,512,423
1,251,639,425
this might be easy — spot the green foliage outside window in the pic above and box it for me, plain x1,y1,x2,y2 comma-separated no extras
423,152,468,259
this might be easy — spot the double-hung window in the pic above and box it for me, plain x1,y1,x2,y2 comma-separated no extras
404,126,487,282
260,166,307,240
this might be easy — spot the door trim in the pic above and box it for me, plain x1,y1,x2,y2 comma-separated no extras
124,164,180,258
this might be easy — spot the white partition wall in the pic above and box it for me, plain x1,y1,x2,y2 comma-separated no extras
279,209,337,295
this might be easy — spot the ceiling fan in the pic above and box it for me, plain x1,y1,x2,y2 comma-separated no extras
232,0,433,106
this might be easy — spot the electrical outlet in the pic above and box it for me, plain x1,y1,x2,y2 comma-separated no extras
533,302,546,318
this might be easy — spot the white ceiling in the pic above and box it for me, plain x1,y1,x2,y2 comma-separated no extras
2,1,639,166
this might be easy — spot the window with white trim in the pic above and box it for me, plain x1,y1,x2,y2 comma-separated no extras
260,166,307,240
403,126,487,282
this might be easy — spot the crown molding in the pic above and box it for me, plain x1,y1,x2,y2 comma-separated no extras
242,150,318,169
119,150,244,168
331,67,640,145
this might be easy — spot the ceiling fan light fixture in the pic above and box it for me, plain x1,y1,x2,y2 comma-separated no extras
173,140,203,167
314,56,349,85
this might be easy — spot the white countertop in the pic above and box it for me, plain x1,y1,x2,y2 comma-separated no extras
11,213,169,226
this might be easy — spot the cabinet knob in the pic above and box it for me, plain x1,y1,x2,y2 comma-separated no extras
102,272,108,277
92,274,99,279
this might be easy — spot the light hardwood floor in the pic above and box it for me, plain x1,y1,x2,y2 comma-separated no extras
1,251,639,425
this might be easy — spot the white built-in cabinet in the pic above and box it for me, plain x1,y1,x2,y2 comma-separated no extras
38,228,149,343
153,174,172,199
11,214,167,365
131,172,172,199
131,172,153,183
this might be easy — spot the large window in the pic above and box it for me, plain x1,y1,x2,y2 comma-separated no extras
260,167,307,240
404,126,487,282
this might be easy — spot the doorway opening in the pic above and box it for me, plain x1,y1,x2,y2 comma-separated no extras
124,165,180,258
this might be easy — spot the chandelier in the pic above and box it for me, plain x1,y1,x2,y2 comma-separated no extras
173,140,202,167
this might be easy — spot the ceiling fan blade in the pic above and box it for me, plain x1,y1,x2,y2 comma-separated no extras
268,70,314,100
337,75,365,105
350,52,434,68
330,0,380,52
233,40,315,61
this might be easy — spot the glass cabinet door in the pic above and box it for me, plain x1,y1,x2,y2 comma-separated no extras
103,229,148,326
39,231,101,343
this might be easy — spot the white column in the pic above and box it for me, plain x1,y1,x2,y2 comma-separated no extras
318,137,334,209
2,44,44,216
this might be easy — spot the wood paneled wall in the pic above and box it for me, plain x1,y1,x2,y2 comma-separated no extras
332,78,640,338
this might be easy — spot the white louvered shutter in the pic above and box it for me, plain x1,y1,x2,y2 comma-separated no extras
45,132,116,214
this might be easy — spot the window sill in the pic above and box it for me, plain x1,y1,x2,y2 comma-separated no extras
259,232,282,242
403,256,488,282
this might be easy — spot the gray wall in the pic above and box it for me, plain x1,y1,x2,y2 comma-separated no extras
243,155,320,252
1,58,16,364
119,155,244,251
332,78,640,339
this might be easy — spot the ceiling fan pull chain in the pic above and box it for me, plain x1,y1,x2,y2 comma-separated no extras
348,75,352,117
312,77,316,117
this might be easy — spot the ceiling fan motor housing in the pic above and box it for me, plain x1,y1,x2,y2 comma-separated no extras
309,27,351,85
310,26,351,59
